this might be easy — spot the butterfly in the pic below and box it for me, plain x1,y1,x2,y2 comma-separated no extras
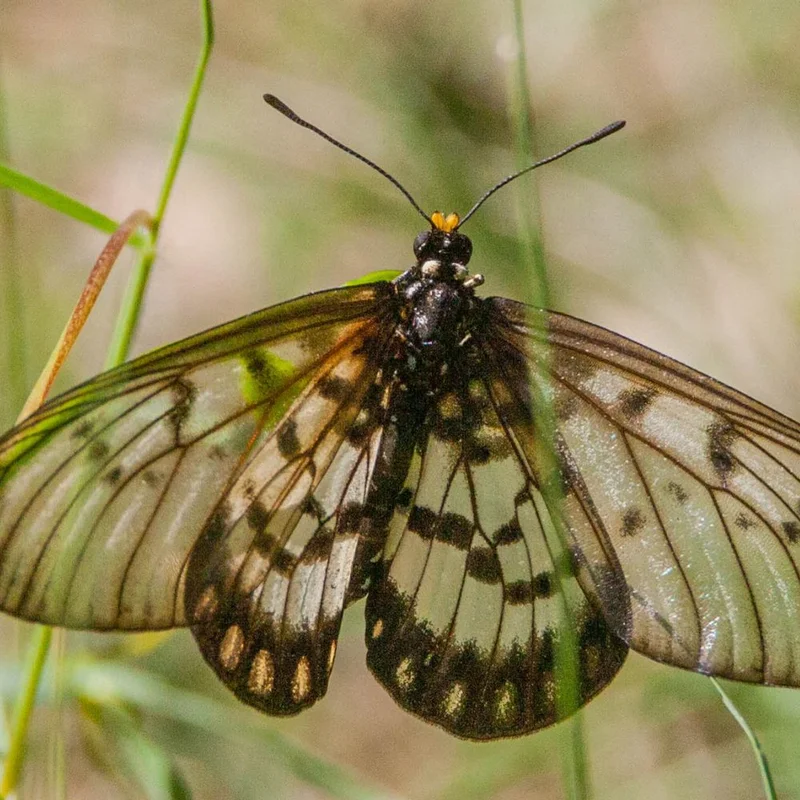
1,95,799,743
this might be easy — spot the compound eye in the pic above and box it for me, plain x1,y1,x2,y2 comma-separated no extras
452,233,473,265
413,231,431,259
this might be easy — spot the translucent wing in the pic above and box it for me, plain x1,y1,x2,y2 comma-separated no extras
483,297,800,686
0,284,394,632
365,360,626,739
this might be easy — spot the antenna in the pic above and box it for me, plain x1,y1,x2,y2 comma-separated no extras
264,94,432,226
459,120,626,226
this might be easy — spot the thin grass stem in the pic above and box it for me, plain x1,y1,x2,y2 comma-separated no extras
509,2,589,797
711,678,776,800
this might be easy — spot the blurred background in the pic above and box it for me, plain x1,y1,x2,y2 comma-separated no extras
2,0,800,798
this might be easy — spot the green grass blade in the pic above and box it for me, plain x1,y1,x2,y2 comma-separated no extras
0,627,52,798
509,0,547,310
69,663,401,800
153,0,215,226
82,701,193,800
105,0,215,368
0,162,147,249
508,1,589,798
0,62,28,424
711,678,776,800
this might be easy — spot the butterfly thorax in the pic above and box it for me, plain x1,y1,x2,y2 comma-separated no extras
390,213,485,386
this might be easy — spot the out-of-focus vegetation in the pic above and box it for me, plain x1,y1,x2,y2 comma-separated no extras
2,1,800,798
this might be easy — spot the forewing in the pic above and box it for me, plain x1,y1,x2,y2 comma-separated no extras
365,369,626,740
0,284,393,631
484,297,800,686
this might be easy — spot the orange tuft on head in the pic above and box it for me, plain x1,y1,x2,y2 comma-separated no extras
431,211,460,233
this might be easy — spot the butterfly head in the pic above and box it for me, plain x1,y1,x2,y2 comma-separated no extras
413,211,477,284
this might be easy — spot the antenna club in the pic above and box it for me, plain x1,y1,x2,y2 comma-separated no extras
263,92,432,226
459,118,626,226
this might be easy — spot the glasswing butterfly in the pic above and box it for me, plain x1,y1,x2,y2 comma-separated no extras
1,96,798,740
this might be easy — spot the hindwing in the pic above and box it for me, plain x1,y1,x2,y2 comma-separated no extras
365,350,626,739
186,329,394,714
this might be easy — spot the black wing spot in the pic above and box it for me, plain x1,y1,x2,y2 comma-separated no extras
408,505,437,540
505,580,534,604
209,444,228,461
241,349,288,396
496,400,534,429
576,608,627,698
338,501,364,533
273,548,299,576
578,609,609,648
514,487,531,507
254,532,278,559
87,439,110,462
666,481,689,504
277,418,301,458
707,421,738,480
621,507,645,537
553,547,579,579
465,440,492,465
318,374,351,401
532,571,554,598
617,387,657,420
71,420,95,440
142,470,161,488
782,521,800,544
243,349,269,379
362,379,384,408
735,513,756,530
169,378,197,432
104,465,123,485
346,383,383,445
554,350,598,382
347,418,375,446
553,394,579,422
204,503,231,541
494,519,523,545
437,513,473,550
247,500,269,534
466,547,502,584
431,412,466,442
301,494,326,523
537,627,556,672
466,433,512,465
396,487,413,510
304,529,335,560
